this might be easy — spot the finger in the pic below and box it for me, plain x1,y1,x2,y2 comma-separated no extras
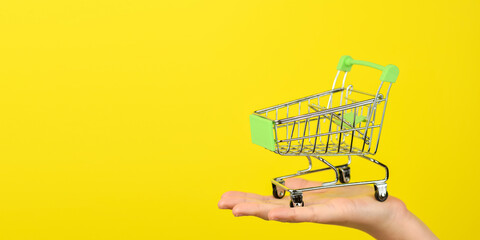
232,202,285,220
284,178,326,193
218,197,261,209
268,200,348,224
322,184,372,197
268,206,316,223
221,191,269,201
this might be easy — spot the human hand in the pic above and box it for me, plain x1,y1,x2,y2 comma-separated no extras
218,178,437,240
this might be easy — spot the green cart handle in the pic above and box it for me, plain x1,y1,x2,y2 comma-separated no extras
336,56,399,83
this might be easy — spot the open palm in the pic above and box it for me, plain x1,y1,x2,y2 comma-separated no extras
218,178,437,239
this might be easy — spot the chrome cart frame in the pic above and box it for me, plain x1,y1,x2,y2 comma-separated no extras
249,56,399,207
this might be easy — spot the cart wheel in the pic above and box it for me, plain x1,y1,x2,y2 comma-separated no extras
289,200,305,208
289,193,304,208
272,183,285,199
338,166,350,184
374,185,388,202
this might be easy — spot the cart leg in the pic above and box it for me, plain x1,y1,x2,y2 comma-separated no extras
289,191,304,208
272,156,390,205
272,156,346,183
297,156,313,174
270,156,346,202
313,156,338,186
359,155,389,201
359,155,389,181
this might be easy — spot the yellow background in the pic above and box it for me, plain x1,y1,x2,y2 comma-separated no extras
0,0,479,239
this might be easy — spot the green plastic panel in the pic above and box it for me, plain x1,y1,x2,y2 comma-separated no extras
250,114,276,152
333,112,367,129
379,64,399,83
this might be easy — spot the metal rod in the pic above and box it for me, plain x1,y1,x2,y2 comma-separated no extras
327,71,341,109
275,98,384,124
373,83,393,154
314,156,338,186
278,125,380,142
255,88,344,114
271,155,388,192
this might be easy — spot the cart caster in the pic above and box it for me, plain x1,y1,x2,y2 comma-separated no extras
290,200,304,207
289,192,304,208
338,166,350,184
374,183,388,202
272,182,285,199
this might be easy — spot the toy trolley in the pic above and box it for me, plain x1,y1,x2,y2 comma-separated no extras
249,56,399,207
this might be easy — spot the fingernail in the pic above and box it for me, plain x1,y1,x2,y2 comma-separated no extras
233,211,243,217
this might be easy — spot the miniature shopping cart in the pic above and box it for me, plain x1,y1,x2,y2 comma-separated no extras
250,56,399,207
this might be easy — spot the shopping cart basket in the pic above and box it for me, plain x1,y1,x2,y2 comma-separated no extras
250,56,399,207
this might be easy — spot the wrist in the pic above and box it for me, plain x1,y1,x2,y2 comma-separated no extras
364,202,437,240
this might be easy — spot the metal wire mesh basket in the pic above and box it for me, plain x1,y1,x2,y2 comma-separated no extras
249,56,399,207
